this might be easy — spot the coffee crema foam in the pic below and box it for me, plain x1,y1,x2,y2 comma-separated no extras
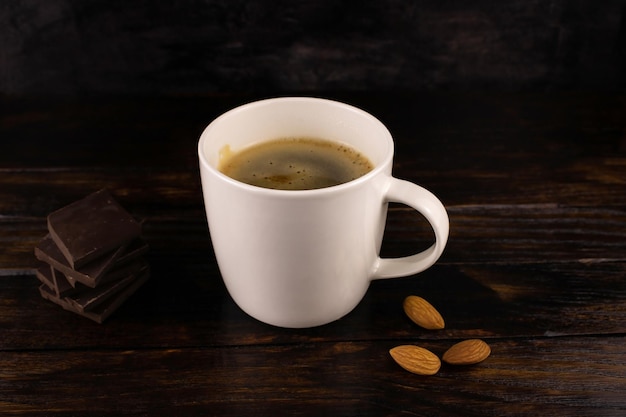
218,137,374,190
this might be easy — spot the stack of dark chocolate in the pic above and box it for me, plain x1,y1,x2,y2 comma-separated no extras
34,189,149,323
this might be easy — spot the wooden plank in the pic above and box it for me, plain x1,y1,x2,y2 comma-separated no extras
1,261,624,350
3,201,625,271
0,337,623,416
1,139,625,213
383,204,626,264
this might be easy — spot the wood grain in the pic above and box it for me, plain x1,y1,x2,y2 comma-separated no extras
0,92,624,416
0,338,624,416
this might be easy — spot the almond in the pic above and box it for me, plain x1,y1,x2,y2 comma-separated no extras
403,295,445,330
442,339,491,365
389,345,441,375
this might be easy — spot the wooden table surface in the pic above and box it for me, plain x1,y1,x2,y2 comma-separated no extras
1,92,625,416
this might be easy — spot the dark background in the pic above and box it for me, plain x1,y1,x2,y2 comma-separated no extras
1,0,625,97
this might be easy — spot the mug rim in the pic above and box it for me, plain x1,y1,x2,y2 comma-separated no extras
198,96,394,197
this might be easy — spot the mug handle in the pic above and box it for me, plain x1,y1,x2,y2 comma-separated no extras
372,178,450,279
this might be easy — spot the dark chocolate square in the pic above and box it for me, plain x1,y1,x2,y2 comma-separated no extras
35,234,148,288
50,267,79,297
36,262,87,297
47,189,142,269
38,269,150,323
66,263,148,313
35,264,56,290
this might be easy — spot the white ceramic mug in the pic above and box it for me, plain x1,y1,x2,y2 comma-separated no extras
198,97,449,328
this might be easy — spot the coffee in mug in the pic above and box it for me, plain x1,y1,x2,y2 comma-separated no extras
218,137,374,190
